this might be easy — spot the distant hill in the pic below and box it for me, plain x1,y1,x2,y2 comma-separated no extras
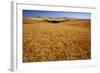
23,16,90,28
23,16,79,24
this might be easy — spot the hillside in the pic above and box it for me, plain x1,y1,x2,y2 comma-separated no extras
23,17,91,62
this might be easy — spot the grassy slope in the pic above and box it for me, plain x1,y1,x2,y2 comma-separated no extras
23,18,91,62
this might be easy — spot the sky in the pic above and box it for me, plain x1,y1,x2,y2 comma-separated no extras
23,10,91,19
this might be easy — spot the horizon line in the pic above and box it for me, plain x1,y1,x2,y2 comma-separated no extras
23,16,91,19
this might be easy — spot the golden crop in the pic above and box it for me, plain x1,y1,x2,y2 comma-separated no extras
23,17,91,62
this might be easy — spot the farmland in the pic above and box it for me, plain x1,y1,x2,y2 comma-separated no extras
23,17,91,62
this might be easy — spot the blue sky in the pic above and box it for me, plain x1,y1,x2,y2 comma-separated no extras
23,10,91,19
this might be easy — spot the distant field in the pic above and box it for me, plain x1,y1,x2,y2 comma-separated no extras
23,17,91,62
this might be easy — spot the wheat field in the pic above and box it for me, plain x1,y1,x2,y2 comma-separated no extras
23,17,91,62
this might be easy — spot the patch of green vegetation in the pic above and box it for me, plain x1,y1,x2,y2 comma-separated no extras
45,19,70,23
